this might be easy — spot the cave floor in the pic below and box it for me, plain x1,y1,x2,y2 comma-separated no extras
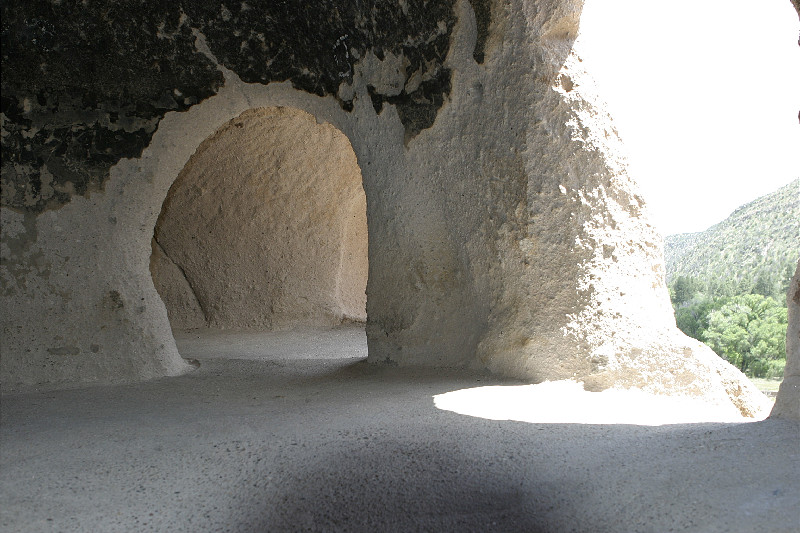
1,326,798,532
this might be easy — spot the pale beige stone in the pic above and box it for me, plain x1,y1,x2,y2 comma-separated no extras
771,259,800,419
149,238,206,331
152,107,367,331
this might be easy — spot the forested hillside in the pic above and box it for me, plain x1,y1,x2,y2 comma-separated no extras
665,179,799,300
663,179,798,378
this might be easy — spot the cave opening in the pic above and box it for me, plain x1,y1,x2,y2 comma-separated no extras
575,0,799,407
150,106,368,359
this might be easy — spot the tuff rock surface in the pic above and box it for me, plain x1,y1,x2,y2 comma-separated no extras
0,0,775,416
151,107,367,331
771,0,800,421
771,260,800,419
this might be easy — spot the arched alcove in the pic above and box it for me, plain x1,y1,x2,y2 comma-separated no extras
150,106,368,333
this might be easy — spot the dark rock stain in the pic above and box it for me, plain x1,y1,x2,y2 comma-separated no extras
470,0,491,64
184,0,457,143
2,0,470,213
46,346,80,356
1,2,224,212
108,290,124,309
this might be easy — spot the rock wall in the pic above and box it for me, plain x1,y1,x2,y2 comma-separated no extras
151,106,367,331
771,262,800,419
0,0,771,415
773,0,800,421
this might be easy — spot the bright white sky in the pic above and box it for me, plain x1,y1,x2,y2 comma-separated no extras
577,0,800,236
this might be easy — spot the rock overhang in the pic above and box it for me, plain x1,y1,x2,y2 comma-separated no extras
0,0,784,420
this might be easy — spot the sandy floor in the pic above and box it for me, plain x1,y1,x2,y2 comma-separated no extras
1,326,798,532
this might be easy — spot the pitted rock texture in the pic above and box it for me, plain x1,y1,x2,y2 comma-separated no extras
1,0,460,212
151,107,367,331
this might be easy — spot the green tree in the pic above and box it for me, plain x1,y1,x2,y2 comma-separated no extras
778,260,796,300
706,277,738,300
736,274,754,296
752,269,776,299
701,294,787,377
670,275,702,306
674,294,717,340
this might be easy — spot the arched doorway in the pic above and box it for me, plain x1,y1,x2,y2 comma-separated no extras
150,107,368,335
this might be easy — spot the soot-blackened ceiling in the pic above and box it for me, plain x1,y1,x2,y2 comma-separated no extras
1,0,491,213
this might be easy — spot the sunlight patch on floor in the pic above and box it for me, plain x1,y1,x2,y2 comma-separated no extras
433,380,768,426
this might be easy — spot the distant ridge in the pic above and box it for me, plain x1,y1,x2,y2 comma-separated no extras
664,179,800,292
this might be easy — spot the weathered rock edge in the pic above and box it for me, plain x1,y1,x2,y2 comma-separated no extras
771,259,800,419
771,0,800,421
